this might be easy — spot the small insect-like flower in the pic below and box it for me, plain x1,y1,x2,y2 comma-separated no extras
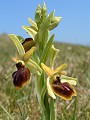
41,63,77,100
12,61,30,88
9,34,42,88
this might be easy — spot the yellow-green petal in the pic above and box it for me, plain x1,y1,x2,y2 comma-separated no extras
41,63,54,77
53,63,67,75
47,77,56,99
61,75,77,86
23,47,36,61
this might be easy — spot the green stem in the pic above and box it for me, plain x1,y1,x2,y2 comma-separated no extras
50,99,57,120
44,92,50,120
35,75,50,120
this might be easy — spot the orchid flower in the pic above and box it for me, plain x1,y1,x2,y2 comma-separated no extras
9,34,42,88
41,63,77,100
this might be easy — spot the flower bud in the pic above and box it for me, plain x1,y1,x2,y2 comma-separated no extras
35,4,42,27
49,17,62,31
41,2,47,20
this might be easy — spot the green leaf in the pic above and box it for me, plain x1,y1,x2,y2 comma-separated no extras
22,26,37,39
42,30,50,50
49,45,60,66
41,83,47,101
36,30,49,56
40,34,54,64
9,34,25,57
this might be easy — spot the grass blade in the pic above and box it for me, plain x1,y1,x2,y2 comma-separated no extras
0,104,14,120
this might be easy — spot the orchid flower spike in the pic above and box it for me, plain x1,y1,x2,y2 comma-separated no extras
41,63,77,100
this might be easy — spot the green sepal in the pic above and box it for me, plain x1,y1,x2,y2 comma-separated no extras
28,17,38,30
9,34,25,58
26,59,42,75
40,34,54,64
16,36,24,43
22,26,37,39
35,4,42,27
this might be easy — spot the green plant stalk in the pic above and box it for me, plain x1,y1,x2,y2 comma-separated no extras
50,99,56,120
35,40,57,119
35,74,57,120
34,5,58,119
35,49,57,120
35,74,50,120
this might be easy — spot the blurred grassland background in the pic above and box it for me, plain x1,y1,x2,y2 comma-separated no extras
0,34,90,120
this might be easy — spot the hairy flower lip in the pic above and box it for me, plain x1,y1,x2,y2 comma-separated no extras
12,62,30,88
51,78,77,100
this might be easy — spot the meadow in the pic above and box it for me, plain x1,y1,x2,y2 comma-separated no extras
0,34,90,120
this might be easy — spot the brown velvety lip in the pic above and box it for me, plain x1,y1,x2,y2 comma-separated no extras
12,62,30,88
51,77,75,100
